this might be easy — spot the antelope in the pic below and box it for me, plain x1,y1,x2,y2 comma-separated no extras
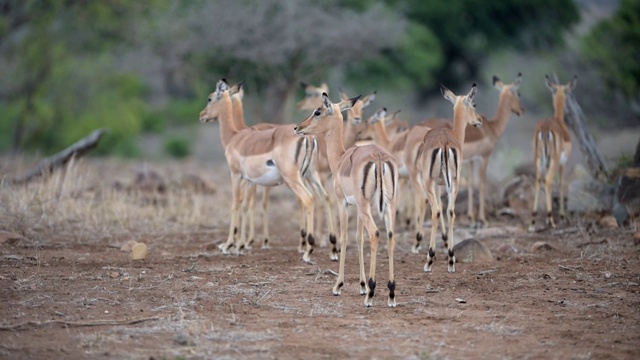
339,89,377,148
421,73,524,226
418,84,481,272
229,83,336,259
529,75,576,232
199,79,318,262
294,93,399,307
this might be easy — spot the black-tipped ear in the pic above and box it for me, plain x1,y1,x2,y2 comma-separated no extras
468,83,477,99
545,75,555,92
492,75,500,86
514,73,522,88
350,95,362,108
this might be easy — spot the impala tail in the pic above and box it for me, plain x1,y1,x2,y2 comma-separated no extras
367,155,395,219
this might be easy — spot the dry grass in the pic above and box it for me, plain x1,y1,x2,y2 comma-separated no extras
0,157,227,247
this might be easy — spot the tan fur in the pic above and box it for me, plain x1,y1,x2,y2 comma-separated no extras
199,79,318,262
418,74,524,225
294,93,398,308
529,75,576,231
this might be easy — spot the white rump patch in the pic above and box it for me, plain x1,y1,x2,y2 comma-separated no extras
560,151,568,165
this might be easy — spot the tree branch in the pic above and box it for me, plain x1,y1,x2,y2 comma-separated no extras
9,128,110,185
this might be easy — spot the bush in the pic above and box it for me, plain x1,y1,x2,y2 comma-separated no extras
164,136,191,158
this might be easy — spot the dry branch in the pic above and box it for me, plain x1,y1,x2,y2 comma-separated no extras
10,128,110,185
0,315,160,331
551,73,609,181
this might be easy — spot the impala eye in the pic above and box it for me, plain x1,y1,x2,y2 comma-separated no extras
314,110,321,116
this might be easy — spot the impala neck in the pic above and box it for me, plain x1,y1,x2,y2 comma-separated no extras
343,117,358,149
231,96,246,130
324,114,347,174
553,91,569,132
218,91,238,149
374,121,392,148
451,105,468,145
489,89,514,140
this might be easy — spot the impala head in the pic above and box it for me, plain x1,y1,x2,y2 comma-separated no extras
297,82,330,111
199,79,231,123
494,72,524,116
229,81,245,102
545,74,577,98
294,93,360,136
340,89,376,125
441,83,482,128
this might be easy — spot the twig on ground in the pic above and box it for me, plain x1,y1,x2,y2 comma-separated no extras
0,315,161,331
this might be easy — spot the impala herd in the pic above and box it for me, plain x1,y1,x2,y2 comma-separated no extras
199,73,578,307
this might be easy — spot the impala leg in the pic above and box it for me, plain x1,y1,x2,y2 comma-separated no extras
261,187,270,248
529,159,542,233
308,171,337,260
411,177,425,253
558,163,566,223
477,157,490,227
385,200,397,308
424,181,439,272
436,186,448,248
333,202,349,296
356,213,367,296
221,175,242,254
466,161,475,224
363,213,379,308
446,178,458,273
287,177,315,263
241,183,257,250
544,162,556,229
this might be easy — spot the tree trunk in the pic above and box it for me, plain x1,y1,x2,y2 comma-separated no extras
563,93,610,182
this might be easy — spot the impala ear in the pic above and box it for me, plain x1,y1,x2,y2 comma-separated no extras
371,107,387,123
322,92,334,114
493,76,504,90
229,81,244,96
361,91,377,109
545,75,556,93
513,72,523,88
568,75,577,91
320,82,329,94
467,83,477,100
339,95,360,112
441,84,456,104
217,79,229,93
338,87,349,101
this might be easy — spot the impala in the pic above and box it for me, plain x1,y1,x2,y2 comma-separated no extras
295,93,399,307
419,84,481,272
230,82,336,259
200,79,317,262
529,75,576,231
421,73,524,226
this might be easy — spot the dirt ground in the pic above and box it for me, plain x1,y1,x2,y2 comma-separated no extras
1,159,639,360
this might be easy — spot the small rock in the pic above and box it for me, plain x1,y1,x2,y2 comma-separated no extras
598,215,618,229
130,242,148,260
497,243,520,255
455,298,467,304
174,333,193,346
530,241,555,252
453,238,493,263
109,271,120,278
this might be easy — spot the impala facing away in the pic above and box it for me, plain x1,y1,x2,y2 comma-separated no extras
295,93,399,307
200,79,318,262
421,73,524,226
529,75,576,232
419,84,482,272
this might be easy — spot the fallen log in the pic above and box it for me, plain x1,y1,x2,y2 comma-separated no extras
9,128,110,185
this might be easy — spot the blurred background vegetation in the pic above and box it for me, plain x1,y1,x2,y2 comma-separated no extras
0,0,638,159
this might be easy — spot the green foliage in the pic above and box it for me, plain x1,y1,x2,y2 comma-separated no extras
346,22,443,91
582,0,640,102
163,136,191,158
383,0,580,95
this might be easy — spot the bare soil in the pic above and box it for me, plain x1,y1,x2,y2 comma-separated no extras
1,159,639,360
